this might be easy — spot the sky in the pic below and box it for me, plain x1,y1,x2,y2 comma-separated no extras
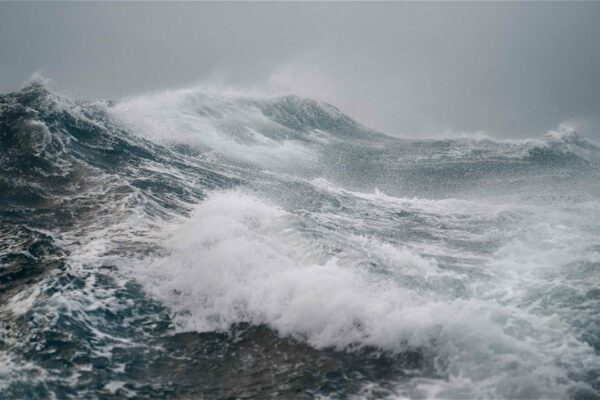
1,2,599,139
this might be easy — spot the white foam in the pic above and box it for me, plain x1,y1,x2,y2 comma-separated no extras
136,190,432,347
4,285,41,316
132,187,600,398
109,88,317,169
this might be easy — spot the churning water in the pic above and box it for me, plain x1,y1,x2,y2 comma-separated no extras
1,80,600,399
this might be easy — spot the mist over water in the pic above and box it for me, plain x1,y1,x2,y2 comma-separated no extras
1,78,600,399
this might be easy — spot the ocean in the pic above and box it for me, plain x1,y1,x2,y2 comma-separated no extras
1,80,599,399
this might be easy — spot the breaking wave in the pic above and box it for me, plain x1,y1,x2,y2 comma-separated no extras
1,79,600,399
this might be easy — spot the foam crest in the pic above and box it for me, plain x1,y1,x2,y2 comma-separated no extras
134,189,599,398
137,190,434,348
110,88,322,169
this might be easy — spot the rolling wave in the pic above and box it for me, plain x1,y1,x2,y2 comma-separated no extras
1,79,600,399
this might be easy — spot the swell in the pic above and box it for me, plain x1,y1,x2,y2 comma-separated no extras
3,81,599,206
1,80,600,399
110,85,600,199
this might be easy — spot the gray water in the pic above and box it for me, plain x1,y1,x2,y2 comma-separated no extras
1,80,599,399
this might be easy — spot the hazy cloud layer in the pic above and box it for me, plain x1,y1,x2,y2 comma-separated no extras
1,2,599,139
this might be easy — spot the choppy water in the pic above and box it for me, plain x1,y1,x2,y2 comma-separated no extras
1,80,600,399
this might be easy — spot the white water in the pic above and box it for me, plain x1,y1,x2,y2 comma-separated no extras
5,82,598,398
132,182,600,399
110,88,320,168
104,87,600,397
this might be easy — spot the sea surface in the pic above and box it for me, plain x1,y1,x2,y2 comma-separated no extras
1,80,600,399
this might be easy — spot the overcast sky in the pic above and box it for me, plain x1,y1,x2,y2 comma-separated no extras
1,2,599,139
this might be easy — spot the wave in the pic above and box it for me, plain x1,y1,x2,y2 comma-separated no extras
525,128,600,166
4,81,599,197
1,79,600,398
109,87,381,170
135,186,600,399
0,81,238,216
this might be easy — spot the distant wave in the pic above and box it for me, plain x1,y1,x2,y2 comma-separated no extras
525,128,600,166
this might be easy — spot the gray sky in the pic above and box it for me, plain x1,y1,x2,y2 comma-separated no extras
1,2,599,139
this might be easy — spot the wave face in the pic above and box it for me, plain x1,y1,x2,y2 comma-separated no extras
1,81,600,399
